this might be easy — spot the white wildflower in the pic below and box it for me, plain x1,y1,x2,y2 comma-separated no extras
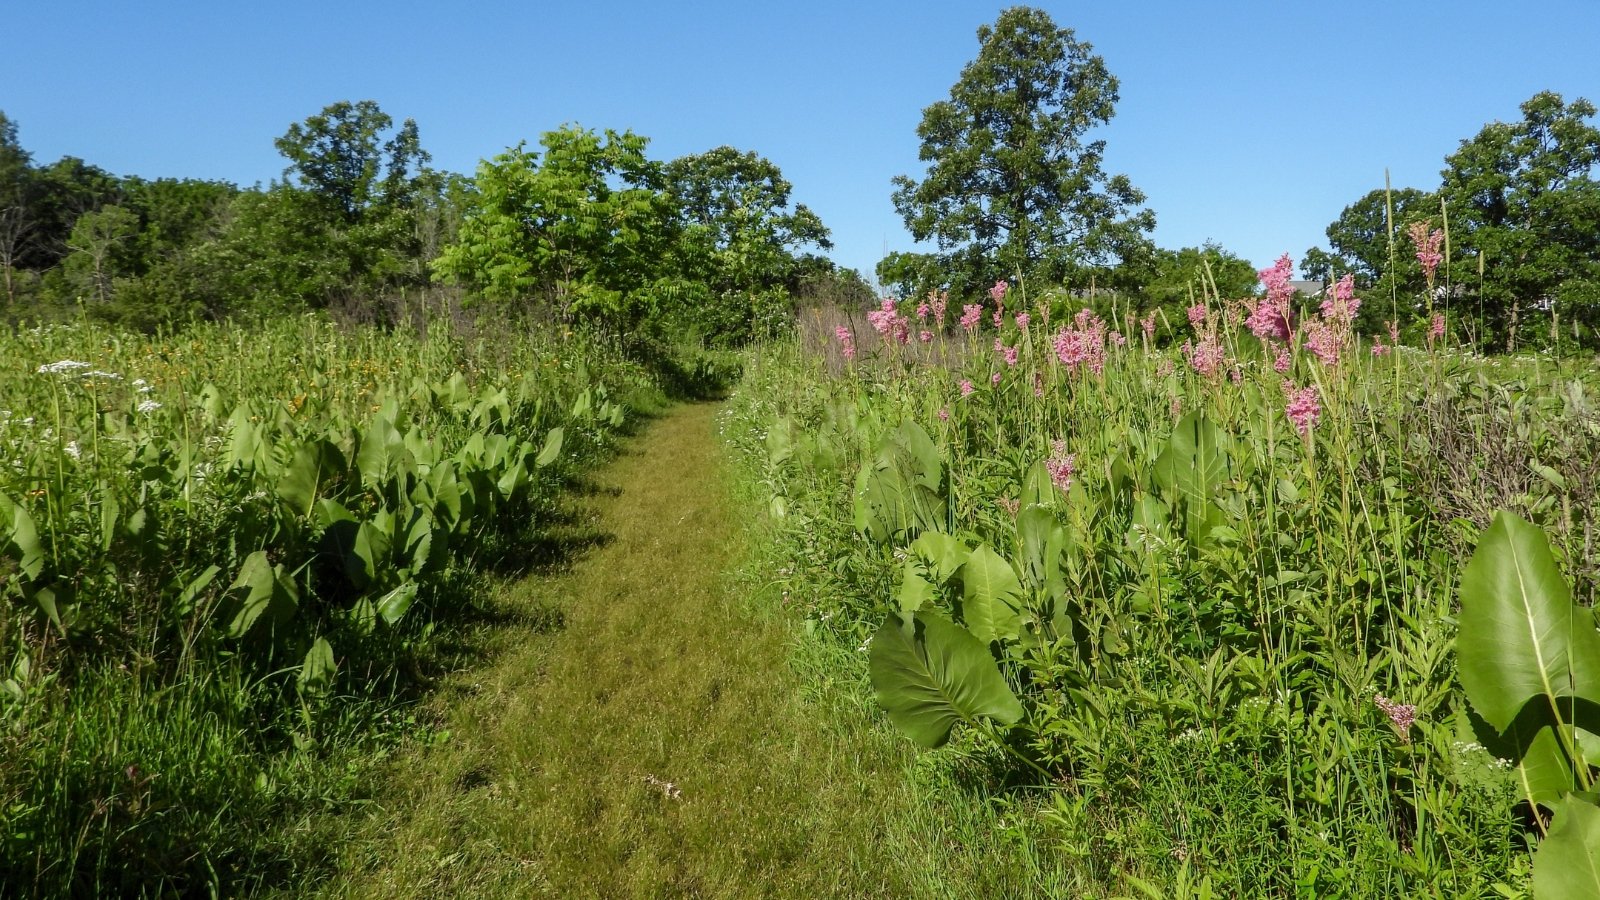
64,441,81,460
83,370,122,381
136,400,162,414
38,360,91,375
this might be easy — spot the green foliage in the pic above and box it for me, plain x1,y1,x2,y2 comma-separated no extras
433,127,679,328
0,315,665,892
868,608,1025,748
727,309,1599,893
891,6,1155,296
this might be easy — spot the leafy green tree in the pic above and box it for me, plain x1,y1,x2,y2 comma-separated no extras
0,112,33,308
63,204,139,305
876,250,943,301
274,100,429,224
661,146,831,342
890,6,1155,297
433,126,679,328
1440,91,1600,350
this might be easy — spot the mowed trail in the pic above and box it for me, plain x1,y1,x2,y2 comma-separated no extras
311,402,928,899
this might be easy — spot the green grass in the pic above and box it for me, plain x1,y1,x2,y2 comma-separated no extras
282,401,1071,897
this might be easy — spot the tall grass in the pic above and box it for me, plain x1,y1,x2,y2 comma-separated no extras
724,289,1597,896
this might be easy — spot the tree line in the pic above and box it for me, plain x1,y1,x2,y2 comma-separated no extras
0,102,865,344
876,6,1600,352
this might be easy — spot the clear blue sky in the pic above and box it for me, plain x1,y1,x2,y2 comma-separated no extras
3,1,1597,283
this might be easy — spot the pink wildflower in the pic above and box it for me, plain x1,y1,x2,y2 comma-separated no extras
1273,345,1292,373
1182,335,1226,378
1187,303,1208,330
959,379,975,397
959,304,983,332
1052,311,1107,376
1303,320,1342,367
1003,345,1019,367
1033,372,1045,398
989,280,1009,304
931,291,949,325
1371,337,1390,356
916,302,931,321
1319,274,1361,325
1014,312,1031,332
1375,694,1419,743
1284,383,1321,437
835,326,856,361
1110,331,1127,348
1141,311,1157,339
1408,222,1444,282
919,329,934,344
1387,320,1400,345
937,407,950,422
1429,313,1446,343
1230,365,1243,385
1249,253,1297,343
991,372,1003,385
1046,440,1075,493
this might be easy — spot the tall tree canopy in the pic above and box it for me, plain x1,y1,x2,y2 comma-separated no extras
274,100,430,224
890,6,1155,296
1440,91,1600,348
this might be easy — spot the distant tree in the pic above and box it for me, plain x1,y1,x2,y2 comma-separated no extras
664,146,831,294
63,205,140,305
0,111,32,307
274,100,429,224
433,126,679,328
1439,91,1600,349
875,250,943,301
890,6,1155,297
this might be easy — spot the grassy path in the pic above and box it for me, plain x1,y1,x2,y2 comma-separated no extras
306,402,948,898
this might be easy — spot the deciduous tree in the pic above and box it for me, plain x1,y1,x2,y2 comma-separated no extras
890,6,1155,296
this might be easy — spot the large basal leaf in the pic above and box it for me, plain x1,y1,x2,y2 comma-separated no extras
0,492,45,581
356,415,407,488
535,427,564,468
277,439,347,519
868,609,1025,749
219,550,299,639
1458,511,1600,734
1016,505,1065,588
1152,412,1229,508
911,531,970,584
960,543,1024,644
897,557,936,613
298,637,337,698
1533,796,1600,900
891,420,943,493
376,581,419,625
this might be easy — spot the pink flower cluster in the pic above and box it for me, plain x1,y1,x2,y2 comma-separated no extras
1248,254,1296,343
1046,439,1075,493
959,304,984,332
867,299,911,345
1319,274,1361,325
1408,222,1444,282
1051,309,1108,376
1429,312,1446,343
1375,694,1418,743
1014,312,1031,332
835,325,856,360
1182,334,1226,378
1284,382,1320,437
930,290,949,326
959,378,976,397
988,280,1009,304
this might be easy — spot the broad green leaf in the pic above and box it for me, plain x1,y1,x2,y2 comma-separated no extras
868,609,1025,748
891,420,943,493
356,415,406,487
0,493,45,581
766,417,794,466
173,564,223,618
911,531,970,584
1153,412,1229,508
277,439,346,519
960,543,1024,644
376,581,419,625
898,557,936,613
1458,511,1600,733
219,550,299,639
1016,505,1063,587
1533,796,1600,900
535,427,564,468
298,637,337,697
